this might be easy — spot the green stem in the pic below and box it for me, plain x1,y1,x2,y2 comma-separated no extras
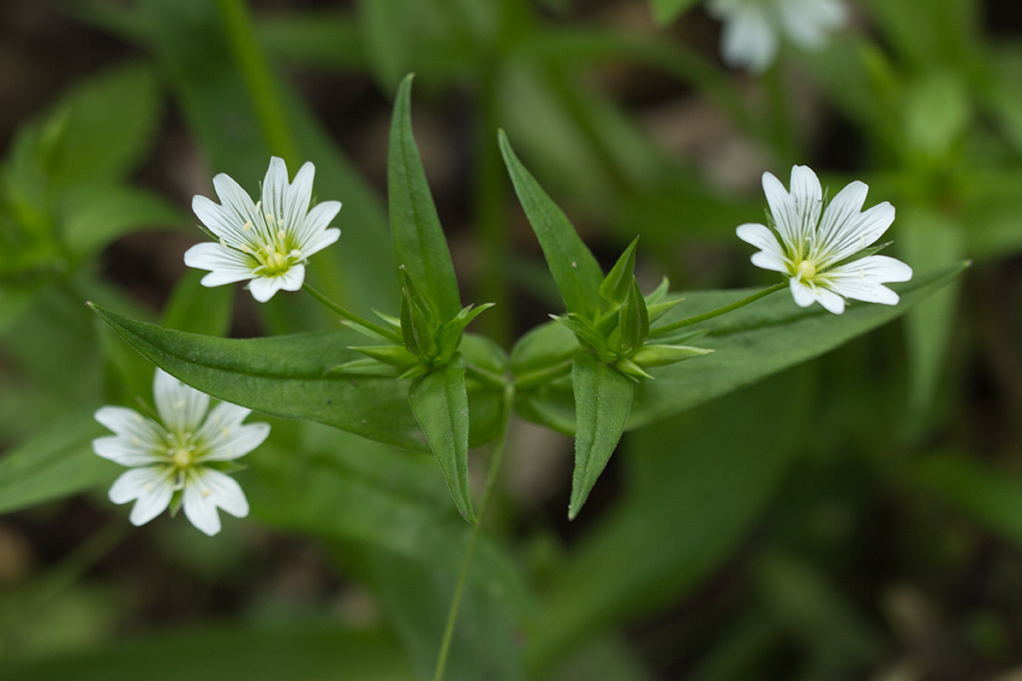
302,283,403,343
465,362,508,391
216,0,299,164
433,383,515,681
514,357,574,390
649,282,786,338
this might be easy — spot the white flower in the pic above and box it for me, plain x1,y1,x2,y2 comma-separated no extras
185,157,341,302
737,165,913,314
706,0,847,73
92,370,270,536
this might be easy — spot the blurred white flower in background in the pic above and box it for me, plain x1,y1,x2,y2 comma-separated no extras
185,156,341,302
706,0,848,73
737,165,913,314
93,369,270,536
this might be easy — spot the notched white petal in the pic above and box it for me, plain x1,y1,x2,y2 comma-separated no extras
154,369,210,434
182,471,222,536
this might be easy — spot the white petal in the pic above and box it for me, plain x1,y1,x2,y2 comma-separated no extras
154,369,210,435
94,406,164,442
719,3,778,73
276,264,305,292
816,287,846,314
182,479,221,536
825,255,913,305
110,467,175,526
293,202,342,254
813,180,868,260
248,275,286,303
826,201,896,264
787,166,823,249
762,172,797,249
261,156,291,229
199,422,270,462
198,468,249,518
184,242,257,286
191,195,250,249
789,277,816,307
213,172,257,229
285,162,316,231
93,435,163,466
779,0,847,49
736,223,788,272
195,402,252,441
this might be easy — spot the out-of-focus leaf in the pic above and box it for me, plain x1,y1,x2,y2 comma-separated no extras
648,0,701,25
389,74,462,322
161,269,235,337
257,10,367,70
549,635,654,681
0,412,115,515
903,71,970,158
351,548,526,681
90,305,507,449
0,286,36,338
569,352,633,520
498,131,604,317
0,624,412,681
527,371,810,669
409,358,476,523
898,207,963,417
59,185,185,260
916,455,1022,546
755,554,883,673
46,62,161,184
862,0,979,69
358,0,417,91
514,264,967,433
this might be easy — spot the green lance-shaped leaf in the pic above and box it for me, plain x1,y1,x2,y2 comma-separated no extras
400,286,438,359
389,73,462,322
408,356,477,523
498,130,604,317
569,352,634,519
599,236,639,306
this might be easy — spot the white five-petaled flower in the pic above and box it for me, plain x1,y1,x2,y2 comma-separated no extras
706,0,847,74
185,157,341,302
737,165,913,314
92,370,270,536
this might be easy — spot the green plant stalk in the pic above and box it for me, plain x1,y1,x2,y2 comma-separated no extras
649,282,787,338
433,383,515,681
216,0,299,164
303,283,404,343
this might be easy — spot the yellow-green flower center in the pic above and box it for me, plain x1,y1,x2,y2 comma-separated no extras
796,259,817,280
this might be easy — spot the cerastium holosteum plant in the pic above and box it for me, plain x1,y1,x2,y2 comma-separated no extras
88,73,959,680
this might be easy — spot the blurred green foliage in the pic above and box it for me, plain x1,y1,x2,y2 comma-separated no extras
0,0,1020,679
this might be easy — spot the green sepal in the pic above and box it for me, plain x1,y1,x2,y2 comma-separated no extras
398,363,431,380
400,286,438,358
551,314,607,355
408,355,477,523
373,309,403,329
614,357,654,381
598,236,639,306
330,358,403,378
647,296,684,323
645,276,670,305
569,351,634,520
618,278,650,352
630,344,713,368
168,490,183,518
434,303,497,365
349,344,420,369
399,265,440,326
